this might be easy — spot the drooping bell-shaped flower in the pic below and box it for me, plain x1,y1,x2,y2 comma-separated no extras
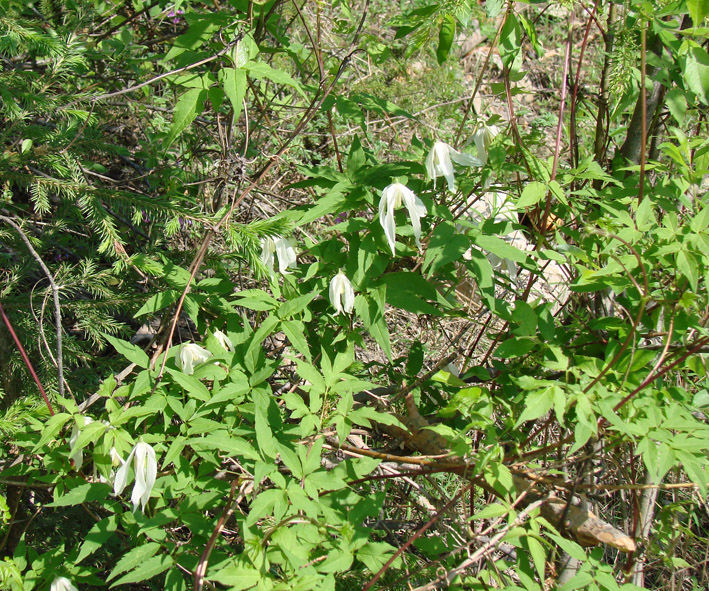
114,441,157,513
425,141,482,192
213,329,234,352
329,271,355,315
260,235,297,275
472,124,500,166
51,577,79,591
69,415,93,470
178,343,212,375
379,183,427,255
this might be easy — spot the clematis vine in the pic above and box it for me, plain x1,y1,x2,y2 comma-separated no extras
213,329,234,352
472,124,500,166
425,141,482,192
114,441,157,513
329,271,355,315
260,235,297,275
51,577,78,591
379,183,427,255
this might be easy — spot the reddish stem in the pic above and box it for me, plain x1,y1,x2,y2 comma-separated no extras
0,301,54,415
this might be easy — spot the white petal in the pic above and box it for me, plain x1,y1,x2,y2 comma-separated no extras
379,186,398,254
110,447,123,468
213,329,234,352
131,442,156,512
329,274,343,315
449,146,483,168
113,447,135,496
179,343,211,374
274,237,297,274
51,577,78,591
472,131,488,166
329,272,355,315
342,280,355,314
260,237,275,274
402,188,427,250
425,148,437,186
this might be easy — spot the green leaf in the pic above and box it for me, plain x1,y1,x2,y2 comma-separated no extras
688,0,709,27
48,483,112,507
499,13,521,69
166,368,211,402
245,61,306,97
357,542,400,572
436,14,456,64
517,181,546,208
164,88,207,149
683,45,709,105
496,336,537,359
103,333,150,368
423,221,470,276
109,553,173,588
471,503,509,520
75,515,118,564
676,249,698,291
525,535,546,581
665,88,687,126
355,288,391,361
220,67,248,120
475,234,528,264
107,542,161,582
514,386,554,426
347,136,366,177
281,320,311,361
34,412,71,449
190,433,259,460
134,290,179,317
208,564,260,590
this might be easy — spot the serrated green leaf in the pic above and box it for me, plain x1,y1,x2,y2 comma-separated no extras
208,564,260,590
75,515,118,564
109,553,172,588
107,542,161,582
164,88,207,149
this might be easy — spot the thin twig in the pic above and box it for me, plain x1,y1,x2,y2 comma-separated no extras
1,215,64,398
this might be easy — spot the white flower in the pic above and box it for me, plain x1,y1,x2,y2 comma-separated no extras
379,183,427,255
178,343,212,375
114,441,157,513
213,329,234,352
69,416,93,470
51,577,78,591
260,235,297,275
110,447,123,468
329,271,355,315
425,141,482,192
472,124,500,166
